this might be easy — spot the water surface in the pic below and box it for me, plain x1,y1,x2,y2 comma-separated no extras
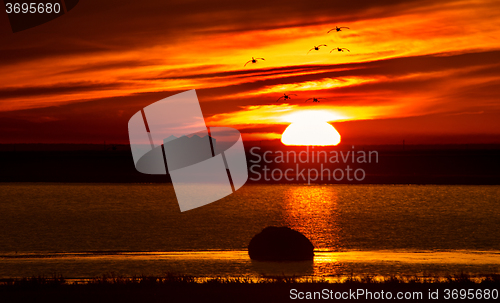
0,184,498,278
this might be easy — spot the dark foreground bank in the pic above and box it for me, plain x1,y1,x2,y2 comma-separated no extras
1,274,499,303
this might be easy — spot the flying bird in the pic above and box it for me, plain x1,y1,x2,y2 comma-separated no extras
244,57,265,67
307,44,327,54
327,26,350,33
276,93,297,102
305,97,327,103
330,47,350,53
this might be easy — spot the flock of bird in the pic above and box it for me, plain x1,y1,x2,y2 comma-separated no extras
276,94,326,103
244,25,351,103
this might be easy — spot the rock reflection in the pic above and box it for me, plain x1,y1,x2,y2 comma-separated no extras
250,260,314,277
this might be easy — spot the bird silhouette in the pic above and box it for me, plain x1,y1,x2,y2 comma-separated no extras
307,44,327,54
327,26,350,33
244,57,265,67
276,93,297,102
330,47,350,53
305,97,327,103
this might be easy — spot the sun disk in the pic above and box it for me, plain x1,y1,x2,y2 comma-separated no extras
281,121,341,146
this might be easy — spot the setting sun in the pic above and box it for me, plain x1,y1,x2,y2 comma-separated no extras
281,111,341,146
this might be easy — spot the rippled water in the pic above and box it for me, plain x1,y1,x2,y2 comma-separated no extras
0,183,499,278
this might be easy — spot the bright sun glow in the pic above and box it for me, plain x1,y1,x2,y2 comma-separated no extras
281,111,341,146
280,110,346,123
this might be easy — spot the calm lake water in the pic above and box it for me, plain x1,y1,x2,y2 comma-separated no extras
0,183,499,279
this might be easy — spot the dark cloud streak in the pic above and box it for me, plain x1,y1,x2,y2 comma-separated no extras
0,81,128,100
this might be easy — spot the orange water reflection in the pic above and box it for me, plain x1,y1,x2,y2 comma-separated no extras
283,186,346,275
283,186,342,250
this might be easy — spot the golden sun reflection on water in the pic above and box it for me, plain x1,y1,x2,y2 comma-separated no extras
283,186,347,276
283,186,342,250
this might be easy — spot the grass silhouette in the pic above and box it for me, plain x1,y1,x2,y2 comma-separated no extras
1,273,498,302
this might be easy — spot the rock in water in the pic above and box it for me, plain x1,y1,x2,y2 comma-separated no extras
248,226,314,261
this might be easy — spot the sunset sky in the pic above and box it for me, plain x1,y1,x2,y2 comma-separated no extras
1,0,499,145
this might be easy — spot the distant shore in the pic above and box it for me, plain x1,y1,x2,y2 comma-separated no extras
1,274,499,303
0,143,498,184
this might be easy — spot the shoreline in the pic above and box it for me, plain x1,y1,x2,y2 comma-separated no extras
1,250,499,281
